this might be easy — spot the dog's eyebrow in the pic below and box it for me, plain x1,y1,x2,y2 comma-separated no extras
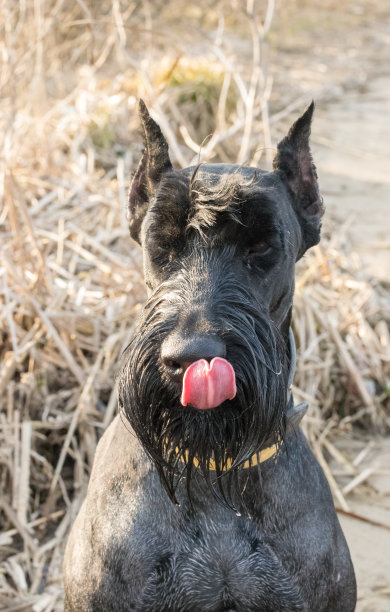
243,191,282,229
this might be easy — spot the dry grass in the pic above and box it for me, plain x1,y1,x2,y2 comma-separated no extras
0,0,389,609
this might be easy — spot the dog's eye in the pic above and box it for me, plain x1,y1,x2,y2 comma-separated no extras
248,242,272,256
152,245,167,259
150,245,171,268
244,242,272,269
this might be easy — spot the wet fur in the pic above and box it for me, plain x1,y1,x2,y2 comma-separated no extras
63,103,356,612
118,245,289,509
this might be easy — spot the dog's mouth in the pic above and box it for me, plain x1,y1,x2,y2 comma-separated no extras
180,357,237,410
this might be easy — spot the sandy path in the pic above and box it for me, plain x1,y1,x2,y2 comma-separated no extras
341,506,390,611
314,74,390,281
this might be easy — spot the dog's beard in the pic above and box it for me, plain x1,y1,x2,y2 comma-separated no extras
118,292,289,511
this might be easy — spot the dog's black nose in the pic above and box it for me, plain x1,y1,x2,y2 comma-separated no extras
161,334,226,382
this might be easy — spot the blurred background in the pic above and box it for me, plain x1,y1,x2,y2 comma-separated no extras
0,1,389,610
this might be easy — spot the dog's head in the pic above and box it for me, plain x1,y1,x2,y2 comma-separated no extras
118,102,323,507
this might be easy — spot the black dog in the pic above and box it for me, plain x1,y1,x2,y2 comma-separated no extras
63,102,356,611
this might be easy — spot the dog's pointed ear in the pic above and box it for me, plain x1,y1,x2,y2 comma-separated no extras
128,100,173,243
273,102,324,257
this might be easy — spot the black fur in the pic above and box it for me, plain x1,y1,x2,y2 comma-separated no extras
63,102,356,612
118,245,289,509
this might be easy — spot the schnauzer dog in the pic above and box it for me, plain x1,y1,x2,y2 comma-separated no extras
63,101,356,611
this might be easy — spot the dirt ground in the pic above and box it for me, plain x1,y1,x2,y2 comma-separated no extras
316,75,390,282
330,434,390,611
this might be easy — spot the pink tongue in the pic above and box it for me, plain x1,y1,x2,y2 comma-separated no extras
181,357,237,410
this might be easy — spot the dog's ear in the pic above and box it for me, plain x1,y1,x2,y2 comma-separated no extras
128,100,173,243
273,102,324,257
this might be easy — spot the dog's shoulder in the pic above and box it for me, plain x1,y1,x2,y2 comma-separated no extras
89,414,150,490
66,415,151,562
63,416,153,609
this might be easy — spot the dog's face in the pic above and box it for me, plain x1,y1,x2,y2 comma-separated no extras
118,102,323,506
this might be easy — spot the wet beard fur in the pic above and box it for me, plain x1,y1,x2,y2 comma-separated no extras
118,301,289,512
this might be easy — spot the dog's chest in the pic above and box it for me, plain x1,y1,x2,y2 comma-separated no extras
146,525,251,606
135,513,302,611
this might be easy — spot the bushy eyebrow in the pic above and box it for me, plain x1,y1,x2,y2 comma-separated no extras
152,171,284,249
